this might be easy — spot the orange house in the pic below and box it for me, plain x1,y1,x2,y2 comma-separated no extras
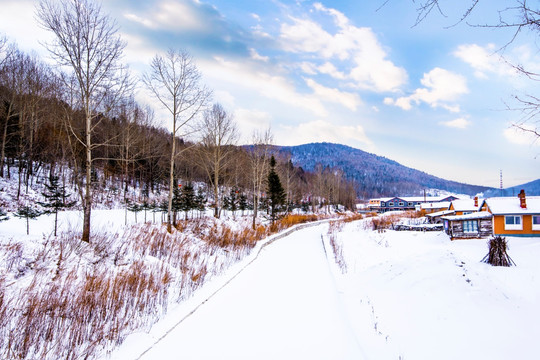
479,191,540,238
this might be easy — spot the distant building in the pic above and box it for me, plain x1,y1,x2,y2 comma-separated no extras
369,195,459,213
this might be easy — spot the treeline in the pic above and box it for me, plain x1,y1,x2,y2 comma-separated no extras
0,26,356,237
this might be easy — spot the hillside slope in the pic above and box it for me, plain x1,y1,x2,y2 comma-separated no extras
483,178,540,197
279,142,493,198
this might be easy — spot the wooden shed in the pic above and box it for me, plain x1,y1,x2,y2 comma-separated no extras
442,211,493,240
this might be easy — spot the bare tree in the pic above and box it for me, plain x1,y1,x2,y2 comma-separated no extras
37,0,131,242
248,128,273,229
143,49,211,232
194,103,238,218
0,45,22,179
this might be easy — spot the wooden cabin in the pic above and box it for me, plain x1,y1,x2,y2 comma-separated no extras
441,212,493,240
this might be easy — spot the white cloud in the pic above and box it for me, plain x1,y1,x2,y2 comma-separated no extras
249,48,269,62
440,117,471,129
454,43,516,79
124,13,156,29
277,120,374,150
504,125,540,147
386,68,468,112
0,0,54,57
317,62,346,79
304,78,361,111
279,4,407,92
234,108,272,143
200,56,328,116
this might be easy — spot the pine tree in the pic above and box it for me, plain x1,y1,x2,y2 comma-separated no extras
14,205,42,235
239,193,248,216
267,155,286,224
179,182,196,220
195,189,206,218
0,207,8,222
126,201,142,223
39,175,76,236
225,187,239,218
171,185,182,224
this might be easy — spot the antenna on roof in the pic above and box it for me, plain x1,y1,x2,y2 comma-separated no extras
500,170,503,196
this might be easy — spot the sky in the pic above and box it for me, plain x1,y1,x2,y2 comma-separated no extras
0,0,539,188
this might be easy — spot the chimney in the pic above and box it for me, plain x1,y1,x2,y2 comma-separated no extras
474,196,478,207
518,189,527,209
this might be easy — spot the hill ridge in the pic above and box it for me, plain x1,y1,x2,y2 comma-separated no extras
278,142,494,198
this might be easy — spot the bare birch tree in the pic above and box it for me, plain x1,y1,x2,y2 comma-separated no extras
248,128,273,229
143,49,211,232
37,0,131,242
194,103,238,218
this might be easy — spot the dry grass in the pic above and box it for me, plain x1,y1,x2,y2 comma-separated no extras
0,212,334,359
327,220,347,273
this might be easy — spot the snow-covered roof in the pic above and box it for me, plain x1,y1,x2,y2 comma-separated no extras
426,209,454,218
451,199,480,212
482,196,540,215
442,211,493,221
421,201,450,210
375,196,455,203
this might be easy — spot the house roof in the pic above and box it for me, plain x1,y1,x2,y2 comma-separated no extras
421,201,451,210
375,196,456,203
481,196,540,215
426,209,454,218
450,199,480,212
442,211,493,221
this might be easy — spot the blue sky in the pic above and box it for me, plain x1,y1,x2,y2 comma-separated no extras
0,0,539,188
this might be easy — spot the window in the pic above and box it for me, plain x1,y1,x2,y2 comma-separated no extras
408,202,413,206
381,202,385,207
389,202,394,206
463,220,478,233
504,215,522,231
399,202,404,206
533,215,540,231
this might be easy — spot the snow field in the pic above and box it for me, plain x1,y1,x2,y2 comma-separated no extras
329,219,540,360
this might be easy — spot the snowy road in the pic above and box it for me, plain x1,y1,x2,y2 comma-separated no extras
136,223,365,360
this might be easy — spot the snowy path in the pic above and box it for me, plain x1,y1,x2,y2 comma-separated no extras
135,223,365,360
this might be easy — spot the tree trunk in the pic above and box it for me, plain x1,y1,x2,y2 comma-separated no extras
81,113,92,243
252,195,258,229
213,172,220,218
167,130,175,233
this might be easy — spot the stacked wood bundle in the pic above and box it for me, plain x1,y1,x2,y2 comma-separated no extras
482,236,516,267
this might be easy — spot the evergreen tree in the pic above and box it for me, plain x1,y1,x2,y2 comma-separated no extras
126,200,142,223
14,205,42,235
179,182,196,220
0,208,8,222
195,189,206,218
224,187,239,218
140,201,153,223
171,185,182,224
267,155,286,223
39,176,76,236
239,193,248,216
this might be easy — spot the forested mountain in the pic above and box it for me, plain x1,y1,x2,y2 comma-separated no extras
279,142,495,198
483,178,540,197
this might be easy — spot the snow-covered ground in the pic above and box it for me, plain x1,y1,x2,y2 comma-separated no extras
106,218,540,360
